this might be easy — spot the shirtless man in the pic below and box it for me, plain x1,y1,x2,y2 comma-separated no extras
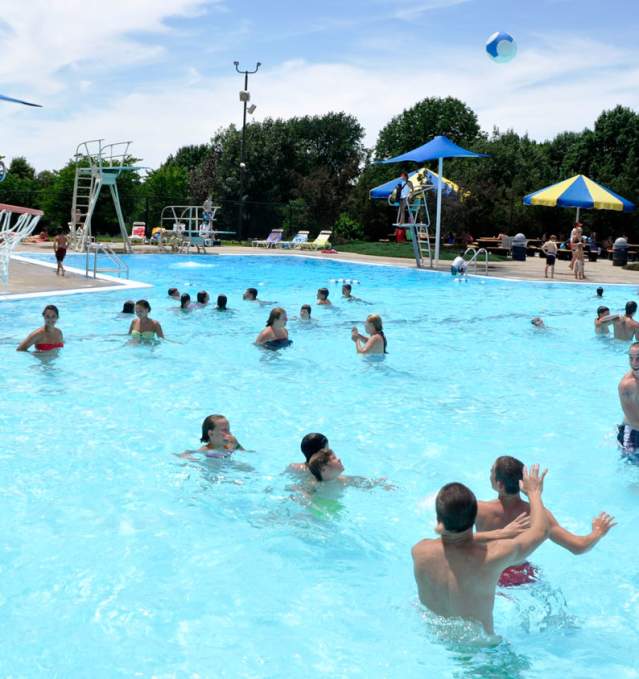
595,306,619,335
617,342,639,457
411,465,548,635
613,301,639,340
476,456,615,586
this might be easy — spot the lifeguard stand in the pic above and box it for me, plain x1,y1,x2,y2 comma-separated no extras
71,139,141,253
391,177,433,268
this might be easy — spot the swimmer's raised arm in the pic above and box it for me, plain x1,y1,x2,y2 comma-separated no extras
547,510,616,554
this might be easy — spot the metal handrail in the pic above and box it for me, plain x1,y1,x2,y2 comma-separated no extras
463,247,489,274
85,241,129,279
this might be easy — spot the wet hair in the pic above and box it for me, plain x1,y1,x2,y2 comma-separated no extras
317,287,329,299
367,314,387,353
300,432,329,462
217,294,227,309
494,455,524,495
245,287,258,300
196,291,209,304
200,414,227,443
597,306,610,317
596,287,604,297
626,301,637,317
42,304,59,318
308,448,335,481
342,283,352,292
122,300,135,314
266,307,286,327
136,299,151,312
180,293,191,309
301,304,311,317
435,482,478,533
168,288,179,297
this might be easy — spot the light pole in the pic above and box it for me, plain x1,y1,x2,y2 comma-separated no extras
233,60,261,241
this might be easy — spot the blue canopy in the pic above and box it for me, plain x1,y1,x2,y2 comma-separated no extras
0,93,42,107
378,135,487,164
369,168,458,200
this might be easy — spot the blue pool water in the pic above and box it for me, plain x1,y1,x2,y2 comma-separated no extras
2,253,639,677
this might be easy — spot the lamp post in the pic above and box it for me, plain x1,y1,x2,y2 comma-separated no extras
233,61,261,241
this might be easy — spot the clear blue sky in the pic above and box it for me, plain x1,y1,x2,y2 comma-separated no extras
1,0,637,169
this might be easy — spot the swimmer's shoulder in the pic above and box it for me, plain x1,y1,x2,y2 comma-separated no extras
287,462,308,474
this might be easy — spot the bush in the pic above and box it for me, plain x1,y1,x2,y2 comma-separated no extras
332,213,364,243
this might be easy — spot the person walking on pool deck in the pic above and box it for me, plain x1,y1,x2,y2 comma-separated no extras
411,465,549,636
53,228,68,277
541,235,558,279
617,342,639,458
476,456,615,586
613,301,639,340
17,304,64,352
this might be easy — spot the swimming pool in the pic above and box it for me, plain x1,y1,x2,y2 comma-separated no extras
1,253,638,677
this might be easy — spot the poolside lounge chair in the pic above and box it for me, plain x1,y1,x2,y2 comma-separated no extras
299,230,332,250
252,229,283,248
278,230,309,249
129,222,147,244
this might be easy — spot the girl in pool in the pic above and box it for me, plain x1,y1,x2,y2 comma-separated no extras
128,299,164,342
255,307,291,347
351,314,387,354
199,414,244,457
180,293,192,311
17,304,64,352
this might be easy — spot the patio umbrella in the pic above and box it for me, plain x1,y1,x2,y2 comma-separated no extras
379,135,487,264
0,93,42,107
369,167,460,200
523,174,635,222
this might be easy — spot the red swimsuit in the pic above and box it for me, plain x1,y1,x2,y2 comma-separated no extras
35,342,63,351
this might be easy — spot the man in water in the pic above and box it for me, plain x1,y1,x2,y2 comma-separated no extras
613,301,639,340
411,465,548,635
595,306,619,335
596,287,604,298
451,255,467,276
617,342,639,458
476,456,615,586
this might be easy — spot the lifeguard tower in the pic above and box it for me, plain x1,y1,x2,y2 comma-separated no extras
70,139,141,253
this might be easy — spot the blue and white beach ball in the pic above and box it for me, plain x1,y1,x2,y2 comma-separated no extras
485,31,517,63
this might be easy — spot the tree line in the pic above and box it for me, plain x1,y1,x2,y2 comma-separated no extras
1,99,637,241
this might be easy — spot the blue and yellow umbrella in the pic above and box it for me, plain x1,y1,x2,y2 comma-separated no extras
523,174,635,221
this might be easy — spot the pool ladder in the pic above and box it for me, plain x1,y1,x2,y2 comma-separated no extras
463,247,488,274
84,241,129,279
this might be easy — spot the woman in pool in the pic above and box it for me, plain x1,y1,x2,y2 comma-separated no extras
180,293,192,311
255,307,291,348
351,314,387,354
200,414,244,457
128,299,164,342
17,304,64,352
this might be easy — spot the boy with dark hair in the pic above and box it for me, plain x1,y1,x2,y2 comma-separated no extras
595,306,619,335
287,432,329,473
243,287,258,301
316,288,331,305
613,301,639,340
307,448,392,489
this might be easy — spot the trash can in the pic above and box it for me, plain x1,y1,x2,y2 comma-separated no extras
613,237,628,267
511,233,527,261
588,247,599,263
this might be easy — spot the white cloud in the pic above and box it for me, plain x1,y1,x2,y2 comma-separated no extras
1,16,637,172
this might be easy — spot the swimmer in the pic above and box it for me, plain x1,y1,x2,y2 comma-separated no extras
168,288,180,300
617,342,639,458
596,287,604,298
255,307,289,346
180,293,192,311
351,314,387,354
216,294,228,311
307,448,392,489
341,283,367,303
121,300,135,314
288,432,328,473
198,414,244,457
317,287,332,306
17,304,64,352
243,287,258,301
450,255,467,277
595,306,619,335
531,317,545,328
476,456,615,586
613,301,639,340
128,299,164,342
412,465,549,635
196,291,209,306
299,304,312,321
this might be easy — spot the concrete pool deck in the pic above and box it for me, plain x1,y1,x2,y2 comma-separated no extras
4,242,638,299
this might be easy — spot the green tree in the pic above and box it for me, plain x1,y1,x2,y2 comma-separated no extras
142,164,190,227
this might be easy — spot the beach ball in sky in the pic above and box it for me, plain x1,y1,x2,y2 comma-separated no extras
485,31,517,63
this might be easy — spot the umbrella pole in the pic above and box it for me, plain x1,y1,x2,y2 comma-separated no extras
434,157,443,267
575,207,580,223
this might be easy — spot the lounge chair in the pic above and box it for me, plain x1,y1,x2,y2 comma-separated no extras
252,229,283,248
278,231,309,249
129,222,147,244
299,230,332,250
